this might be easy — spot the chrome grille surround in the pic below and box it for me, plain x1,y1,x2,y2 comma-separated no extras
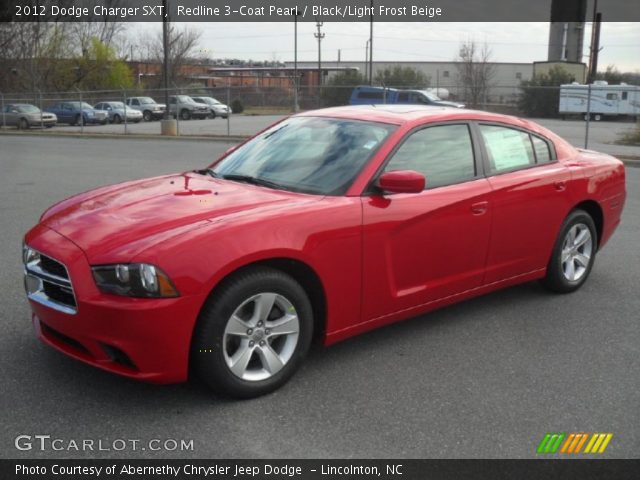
23,248,77,315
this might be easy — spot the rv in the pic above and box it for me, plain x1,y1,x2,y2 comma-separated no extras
349,86,465,108
559,81,640,120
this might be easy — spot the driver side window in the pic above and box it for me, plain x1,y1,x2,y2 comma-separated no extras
384,124,476,189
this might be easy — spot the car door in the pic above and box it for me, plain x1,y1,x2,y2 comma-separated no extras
361,123,492,320
3,105,17,126
477,123,573,283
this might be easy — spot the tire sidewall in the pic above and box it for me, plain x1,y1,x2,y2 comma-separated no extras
192,268,313,398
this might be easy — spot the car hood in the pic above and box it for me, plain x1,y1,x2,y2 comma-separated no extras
41,172,318,262
435,100,465,108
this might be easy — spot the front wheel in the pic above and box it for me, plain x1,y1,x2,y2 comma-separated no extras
180,109,191,120
113,114,122,124
143,110,152,122
541,209,597,293
192,267,313,398
19,118,29,130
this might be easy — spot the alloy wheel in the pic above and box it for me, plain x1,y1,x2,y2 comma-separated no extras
560,223,593,282
223,292,300,382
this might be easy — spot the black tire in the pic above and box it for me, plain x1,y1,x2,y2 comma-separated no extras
210,110,216,119
191,267,313,398
113,114,122,124
180,109,191,120
73,114,81,126
19,118,29,130
143,110,152,122
541,209,597,293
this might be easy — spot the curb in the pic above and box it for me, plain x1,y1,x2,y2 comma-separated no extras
0,130,247,143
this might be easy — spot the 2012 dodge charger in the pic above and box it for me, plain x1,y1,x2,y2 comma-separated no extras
23,106,626,398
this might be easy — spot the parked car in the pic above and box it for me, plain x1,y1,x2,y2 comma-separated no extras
2,104,57,129
192,96,231,119
350,86,465,108
168,95,209,120
23,106,625,398
125,96,166,122
46,102,108,125
94,101,143,124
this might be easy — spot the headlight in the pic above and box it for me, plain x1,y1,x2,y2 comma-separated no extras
92,263,179,298
23,244,40,265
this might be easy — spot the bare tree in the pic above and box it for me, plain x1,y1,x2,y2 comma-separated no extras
455,41,496,108
145,24,202,86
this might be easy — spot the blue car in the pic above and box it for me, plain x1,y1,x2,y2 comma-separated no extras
46,101,109,126
349,86,465,108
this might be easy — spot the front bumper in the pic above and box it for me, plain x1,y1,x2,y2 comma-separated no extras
24,225,206,384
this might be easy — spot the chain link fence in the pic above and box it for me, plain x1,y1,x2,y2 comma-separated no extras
1,84,638,148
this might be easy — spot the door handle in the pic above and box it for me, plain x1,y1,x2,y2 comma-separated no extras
554,181,566,192
471,201,489,215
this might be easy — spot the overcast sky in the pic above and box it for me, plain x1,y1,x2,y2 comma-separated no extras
137,22,639,73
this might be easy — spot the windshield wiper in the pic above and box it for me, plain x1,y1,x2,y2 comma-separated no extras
222,174,285,190
193,168,220,178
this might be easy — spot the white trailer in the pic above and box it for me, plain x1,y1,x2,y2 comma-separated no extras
559,81,640,120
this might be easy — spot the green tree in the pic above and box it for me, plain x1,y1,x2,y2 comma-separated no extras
519,66,575,118
374,66,429,88
321,70,368,106
76,38,135,90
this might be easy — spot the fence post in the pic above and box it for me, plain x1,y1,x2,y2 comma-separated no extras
77,88,84,134
123,88,128,135
38,89,43,129
227,78,231,137
1,92,5,129
584,83,592,149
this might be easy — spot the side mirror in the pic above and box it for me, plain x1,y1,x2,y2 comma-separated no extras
377,170,425,194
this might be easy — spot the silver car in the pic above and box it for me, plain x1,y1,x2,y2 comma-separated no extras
125,96,166,122
192,96,231,119
94,101,143,124
168,95,209,120
2,104,57,129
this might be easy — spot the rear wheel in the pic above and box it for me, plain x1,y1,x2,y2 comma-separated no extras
541,209,597,293
192,267,313,398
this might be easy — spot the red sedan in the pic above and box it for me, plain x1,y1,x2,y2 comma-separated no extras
23,106,626,398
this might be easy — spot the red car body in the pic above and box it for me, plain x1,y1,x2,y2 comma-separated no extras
23,107,626,384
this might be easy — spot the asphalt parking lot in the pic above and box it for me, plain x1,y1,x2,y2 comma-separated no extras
0,135,638,459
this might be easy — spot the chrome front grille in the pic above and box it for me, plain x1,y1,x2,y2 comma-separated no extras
24,248,77,315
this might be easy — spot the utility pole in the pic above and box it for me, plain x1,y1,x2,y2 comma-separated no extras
293,8,299,111
589,11,602,83
369,0,374,84
314,19,325,88
162,0,170,119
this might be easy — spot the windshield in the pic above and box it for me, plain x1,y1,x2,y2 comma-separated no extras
421,90,441,101
68,102,93,110
17,105,40,113
108,102,125,109
174,95,193,103
211,116,395,195
139,97,156,104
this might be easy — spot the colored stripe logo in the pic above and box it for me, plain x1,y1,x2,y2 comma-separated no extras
537,433,613,454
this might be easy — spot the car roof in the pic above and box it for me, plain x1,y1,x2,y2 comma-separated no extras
297,105,553,135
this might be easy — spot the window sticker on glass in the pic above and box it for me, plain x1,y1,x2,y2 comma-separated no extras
363,140,378,150
480,126,535,172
